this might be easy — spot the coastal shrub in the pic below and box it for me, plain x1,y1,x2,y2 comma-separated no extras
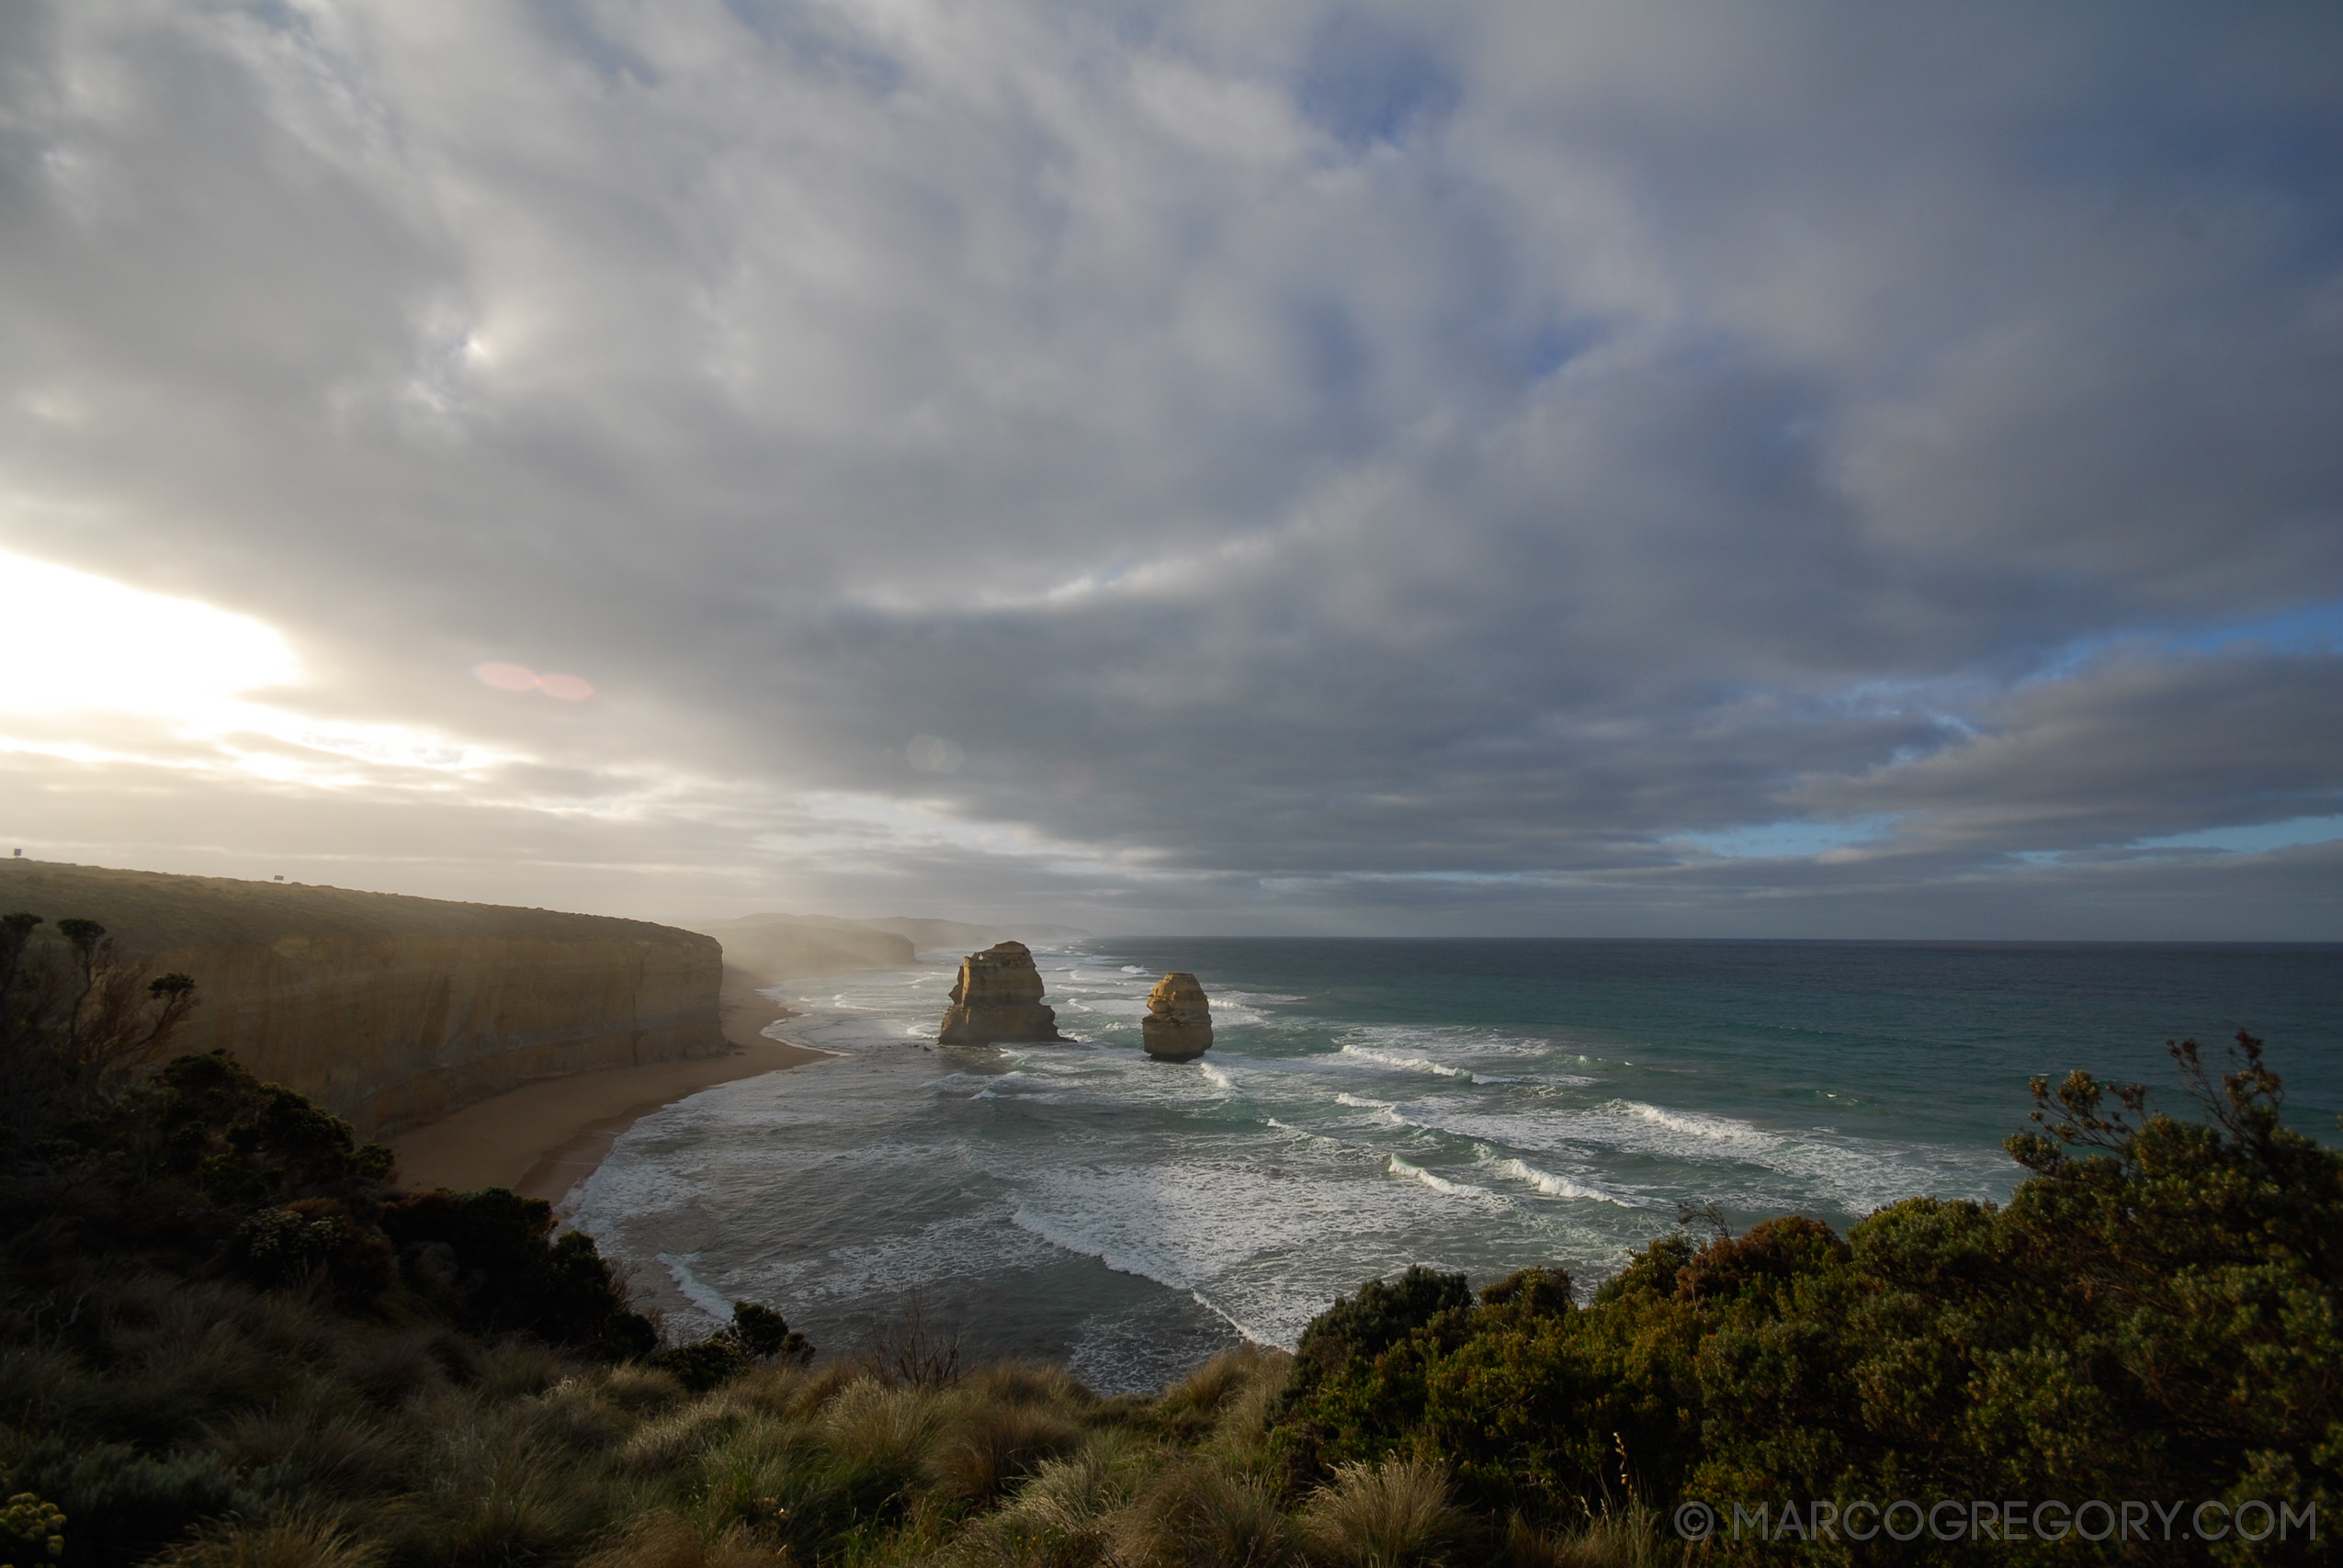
0,1491,67,1567
0,912,198,1158
649,1302,814,1393
650,1338,753,1396
225,1200,398,1303
726,1303,811,1369
378,1188,655,1356
145,1051,393,1212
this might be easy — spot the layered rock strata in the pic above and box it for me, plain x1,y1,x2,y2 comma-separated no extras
937,941,1070,1045
0,860,726,1137
1141,972,1214,1061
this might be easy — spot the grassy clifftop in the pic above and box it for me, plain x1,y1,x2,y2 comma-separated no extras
0,862,710,953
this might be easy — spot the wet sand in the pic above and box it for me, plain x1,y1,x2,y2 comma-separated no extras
389,965,830,1201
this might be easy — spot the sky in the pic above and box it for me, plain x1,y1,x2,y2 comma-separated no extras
3,0,2340,939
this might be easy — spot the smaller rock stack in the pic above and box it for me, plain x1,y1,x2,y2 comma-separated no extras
937,941,1070,1045
1141,972,1214,1061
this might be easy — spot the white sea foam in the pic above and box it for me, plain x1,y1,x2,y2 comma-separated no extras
657,1252,735,1326
1387,1156,1508,1205
1486,1156,1643,1207
1189,1291,1280,1348
1338,1043,1513,1084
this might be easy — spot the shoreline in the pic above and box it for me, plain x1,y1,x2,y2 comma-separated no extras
388,964,832,1201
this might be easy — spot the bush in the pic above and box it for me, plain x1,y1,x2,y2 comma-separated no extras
0,1491,67,1566
379,1188,654,1355
649,1303,814,1394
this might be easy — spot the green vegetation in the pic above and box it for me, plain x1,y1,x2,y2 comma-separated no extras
5,908,2337,1564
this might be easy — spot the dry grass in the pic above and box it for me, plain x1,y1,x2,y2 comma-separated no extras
149,1506,385,1568
1297,1456,1461,1568
1502,1506,1681,1568
599,1361,690,1414
927,1400,1083,1504
579,1511,790,1568
621,1401,748,1472
820,1378,948,1477
962,1361,1095,1412
1159,1349,1270,1421
209,1404,411,1495
330,1325,455,1407
480,1336,577,1401
1109,1459,1296,1568
419,1421,585,1562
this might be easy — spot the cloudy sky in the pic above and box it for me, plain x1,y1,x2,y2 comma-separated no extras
4,1,2340,938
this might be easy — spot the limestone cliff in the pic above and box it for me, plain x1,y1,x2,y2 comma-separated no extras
0,861,726,1137
1141,972,1214,1061
937,942,1070,1045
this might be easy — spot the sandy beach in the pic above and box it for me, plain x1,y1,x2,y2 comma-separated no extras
389,965,831,1201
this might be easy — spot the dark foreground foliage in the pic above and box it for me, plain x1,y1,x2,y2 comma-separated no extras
6,908,2336,1565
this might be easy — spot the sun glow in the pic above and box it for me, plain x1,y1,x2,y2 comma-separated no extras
0,548,519,784
4,550,304,718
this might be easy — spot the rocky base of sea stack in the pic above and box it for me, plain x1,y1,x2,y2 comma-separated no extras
937,941,1070,1046
1141,971,1213,1061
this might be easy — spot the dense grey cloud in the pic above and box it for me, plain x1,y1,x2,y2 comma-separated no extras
1,0,2339,936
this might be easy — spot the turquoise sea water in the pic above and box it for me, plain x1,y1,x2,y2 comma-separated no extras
570,939,2342,1393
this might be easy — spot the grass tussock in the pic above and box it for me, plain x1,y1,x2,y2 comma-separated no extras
1498,1506,1682,1568
1297,1457,1460,1568
147,1506,385,1568
579,1511,787,1568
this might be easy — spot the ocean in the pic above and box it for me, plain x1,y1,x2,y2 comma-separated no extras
568,939,2343,1394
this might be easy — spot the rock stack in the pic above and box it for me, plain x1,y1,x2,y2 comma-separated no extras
1141,972,1214,1061
937,941,1070,1045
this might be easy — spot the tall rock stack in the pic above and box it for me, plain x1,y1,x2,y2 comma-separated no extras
937,941,1070,1045
1141,972,1214,1061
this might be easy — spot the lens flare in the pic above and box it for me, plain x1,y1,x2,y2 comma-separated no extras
472,662,594,699
472,661,539,692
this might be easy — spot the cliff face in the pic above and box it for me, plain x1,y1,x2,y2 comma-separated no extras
1141,972,1214,1061
937,942,1070,1045
1,862,725,1136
